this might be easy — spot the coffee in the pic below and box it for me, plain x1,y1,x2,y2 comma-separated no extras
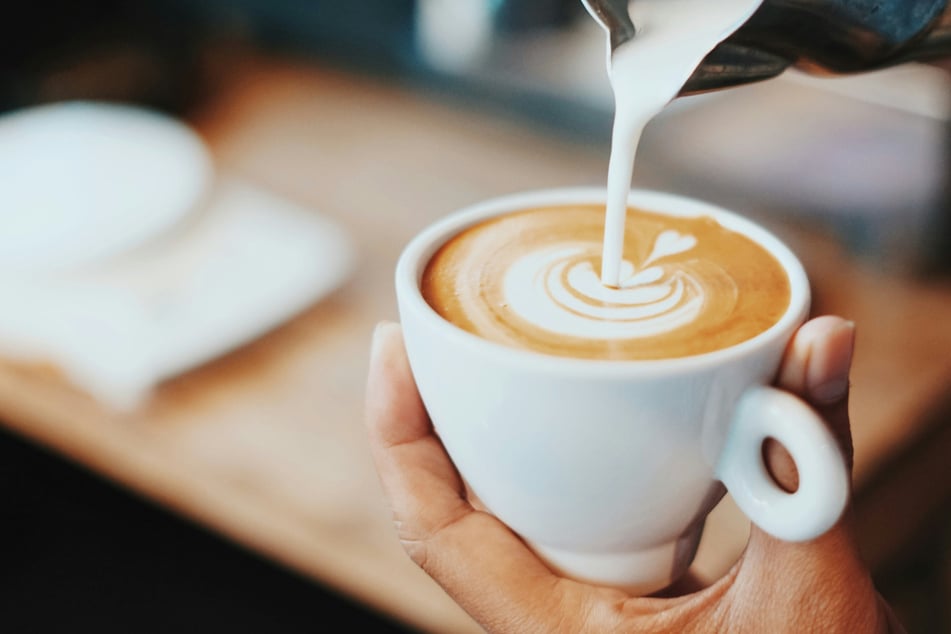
422,203,790,360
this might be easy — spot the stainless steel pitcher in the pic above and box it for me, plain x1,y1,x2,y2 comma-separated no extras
584,0,951,94
685,0,951,93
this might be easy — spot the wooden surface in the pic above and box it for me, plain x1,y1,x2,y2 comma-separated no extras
1,57,950,634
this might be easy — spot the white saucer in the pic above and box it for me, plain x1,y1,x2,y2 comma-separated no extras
0,178,355,409
0,102,355,408
0,101,213,274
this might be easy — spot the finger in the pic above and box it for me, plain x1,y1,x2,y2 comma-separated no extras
365,323,596,632
730,318,882,628
765,316,856,491
365,321,438,448
365,321,470,543
778,315,854,448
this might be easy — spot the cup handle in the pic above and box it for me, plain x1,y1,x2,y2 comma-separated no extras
716,385,849,542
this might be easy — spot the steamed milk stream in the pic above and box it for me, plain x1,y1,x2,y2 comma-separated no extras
420,0,792,360
601,0,764,287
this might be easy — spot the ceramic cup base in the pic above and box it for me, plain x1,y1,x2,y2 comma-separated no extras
529,524,704,595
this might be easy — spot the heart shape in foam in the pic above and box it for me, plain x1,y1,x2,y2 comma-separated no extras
645,230,697,266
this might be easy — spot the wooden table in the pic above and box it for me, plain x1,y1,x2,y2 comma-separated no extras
2,56,950,633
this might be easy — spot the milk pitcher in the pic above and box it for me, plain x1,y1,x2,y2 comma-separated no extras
683,0,951,93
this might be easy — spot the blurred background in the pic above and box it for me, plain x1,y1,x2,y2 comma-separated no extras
1,1,950,632
3,0,949,271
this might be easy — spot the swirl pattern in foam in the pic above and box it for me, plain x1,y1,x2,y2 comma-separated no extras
422,205,790,360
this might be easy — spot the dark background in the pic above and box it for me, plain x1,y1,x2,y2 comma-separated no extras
0,426,417,633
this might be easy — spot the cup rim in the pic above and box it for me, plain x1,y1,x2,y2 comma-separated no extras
395,187,810,377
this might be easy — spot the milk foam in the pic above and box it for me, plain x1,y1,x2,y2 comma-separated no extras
504,230,709,340
421,205,789,360
600,0,764,287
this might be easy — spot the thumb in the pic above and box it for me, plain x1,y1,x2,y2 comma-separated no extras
764,315,856,488
730,317,886,628
747,315,860,557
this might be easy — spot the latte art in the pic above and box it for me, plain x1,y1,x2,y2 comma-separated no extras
422,205,790,360
504,234,735,340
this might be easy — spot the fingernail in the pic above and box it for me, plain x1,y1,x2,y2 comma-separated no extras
371,320,388,348
367,322,391,392
808,320,855,404
370,320,396,359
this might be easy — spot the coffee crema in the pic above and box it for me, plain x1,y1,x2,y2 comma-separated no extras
421,204,790,360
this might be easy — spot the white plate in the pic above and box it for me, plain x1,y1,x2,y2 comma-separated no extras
0,101,213,274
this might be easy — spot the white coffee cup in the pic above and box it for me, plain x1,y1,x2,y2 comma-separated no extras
395,188,849,595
